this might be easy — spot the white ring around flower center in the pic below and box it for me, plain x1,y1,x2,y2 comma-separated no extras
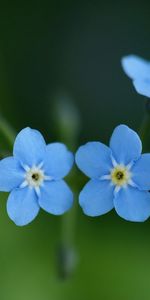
25,166,45,187
20,163,52,196
110,164,131,187
100,157,136,194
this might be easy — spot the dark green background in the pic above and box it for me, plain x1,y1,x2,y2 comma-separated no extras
0,1,150,299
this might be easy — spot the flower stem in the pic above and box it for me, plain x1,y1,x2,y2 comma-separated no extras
57,192,78,279
52,96,81,279
0,115,16,149
139,100,150,152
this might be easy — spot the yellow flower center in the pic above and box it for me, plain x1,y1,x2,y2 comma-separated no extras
111,165,131,187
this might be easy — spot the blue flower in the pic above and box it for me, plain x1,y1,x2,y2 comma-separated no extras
121,55,150,97
0,127,74,226
75,125,150,222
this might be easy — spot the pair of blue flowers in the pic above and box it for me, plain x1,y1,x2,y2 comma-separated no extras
0,54,150,226
0,123,150,226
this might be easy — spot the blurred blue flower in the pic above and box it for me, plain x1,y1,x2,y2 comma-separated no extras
76,125,150,222
0,127,74,226
121,55,150,97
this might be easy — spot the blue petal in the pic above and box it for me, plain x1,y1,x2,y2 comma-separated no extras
13,127,46,167
121,55,150,80
7,187,40,226
0,157,24,191
110,125,142,165
75,142,112,178
79,179,114,216
114,186,150,222
44,143,74,179
39,180,73,215
133,78,150,98
132,154,150,190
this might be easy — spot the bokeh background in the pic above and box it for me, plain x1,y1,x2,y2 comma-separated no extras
0,1,150,299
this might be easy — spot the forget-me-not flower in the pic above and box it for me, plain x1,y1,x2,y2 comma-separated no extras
0,127,74,226
121,55,150,97
75,125,150,222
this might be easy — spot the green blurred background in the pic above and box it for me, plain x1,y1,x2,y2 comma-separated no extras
0,1,150,299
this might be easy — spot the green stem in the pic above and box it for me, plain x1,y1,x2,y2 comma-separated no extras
61,195,77,247
57,193,78,279
52,97,81,279
0,115,16,149
57,163,79,279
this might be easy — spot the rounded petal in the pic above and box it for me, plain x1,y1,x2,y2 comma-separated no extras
7,187,40,226
39,180,73,215
114,186,150,222
110,125,142,165
13,127,46,166
0,157,24,191
121,55,150,80
133,79,150,98
132,154,150,190
44,143,74,179
75,142,112,178
79,179,114,216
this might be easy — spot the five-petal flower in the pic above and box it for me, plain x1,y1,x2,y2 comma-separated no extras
75,125,150,222
121,55,150,97
0,127,74,226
